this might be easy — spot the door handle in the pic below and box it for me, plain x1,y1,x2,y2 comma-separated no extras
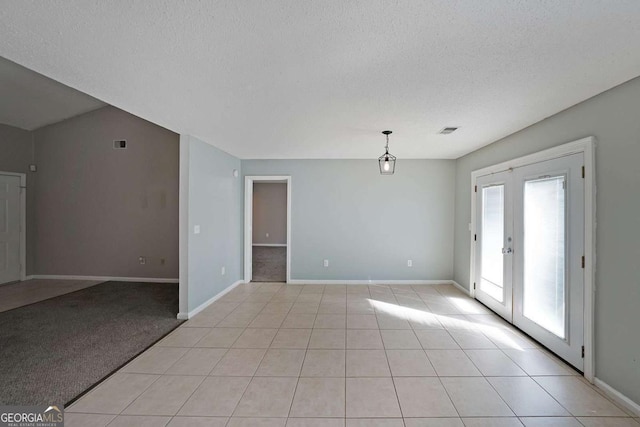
502,248,513,254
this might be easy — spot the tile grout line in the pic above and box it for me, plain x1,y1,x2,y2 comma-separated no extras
343,288,349,420
229,283,287,420
430,286,465,423
149,283,266,426
162,290,262,425
529,375,604,419
285,288,317,419
179,282,266,424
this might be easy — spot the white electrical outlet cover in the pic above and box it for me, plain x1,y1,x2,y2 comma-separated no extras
194,225,201,234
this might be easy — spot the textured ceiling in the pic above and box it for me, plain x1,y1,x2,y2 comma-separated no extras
0,56,105,130
1,1,639,158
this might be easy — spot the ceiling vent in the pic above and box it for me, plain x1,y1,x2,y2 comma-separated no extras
439,127,458,135
113,140,127,149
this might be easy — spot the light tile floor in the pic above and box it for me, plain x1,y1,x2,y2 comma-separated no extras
67,282,639,427
0,279,102,312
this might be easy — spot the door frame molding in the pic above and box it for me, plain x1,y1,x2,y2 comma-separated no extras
0,171,27,282
469,136,596,382
244,176,291,283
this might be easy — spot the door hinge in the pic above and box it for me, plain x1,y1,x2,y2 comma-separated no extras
474,185,477,193
582,166,585,179
473,282,476,290
581,256,585,269
474,234,477,241
581,346,585,358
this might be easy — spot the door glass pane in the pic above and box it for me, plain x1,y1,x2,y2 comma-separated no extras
481,185,504,302
523,176,566,338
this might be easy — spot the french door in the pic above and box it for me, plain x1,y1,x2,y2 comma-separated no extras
475,153,585,370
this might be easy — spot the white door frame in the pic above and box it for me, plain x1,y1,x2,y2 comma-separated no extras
469,136,596,382
0,171,27,282
244,176,291,283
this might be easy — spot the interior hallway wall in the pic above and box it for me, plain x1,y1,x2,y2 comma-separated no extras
453,76,640,405
252,183,287,245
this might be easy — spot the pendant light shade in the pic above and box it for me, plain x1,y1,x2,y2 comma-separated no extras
378,130,396,175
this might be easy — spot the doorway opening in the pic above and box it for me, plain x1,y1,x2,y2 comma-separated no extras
244,176,291,283
0,171,26,285
470,137,596,381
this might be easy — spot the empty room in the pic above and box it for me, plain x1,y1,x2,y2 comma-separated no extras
1,2,639,427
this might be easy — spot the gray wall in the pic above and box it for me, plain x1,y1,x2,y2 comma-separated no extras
0,124,36,274
253,183,287,245
33,106,179,278
0,124,32,172
242,159,456,281
453,76,640,404
185,135,242,312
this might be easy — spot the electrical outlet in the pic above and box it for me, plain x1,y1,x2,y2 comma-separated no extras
160,258,166,266
407,259,413,267
221,266,226,276
139,256,146,265
323,259,329,267
266,233,269,238
194,225,201,234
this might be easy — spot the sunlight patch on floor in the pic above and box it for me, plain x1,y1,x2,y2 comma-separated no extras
367,298,523,350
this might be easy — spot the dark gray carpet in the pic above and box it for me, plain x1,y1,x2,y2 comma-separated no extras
252,246,286,282
0,281,182,406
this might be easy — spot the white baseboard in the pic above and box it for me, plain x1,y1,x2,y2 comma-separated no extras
177,280,245,320
451,280,472,296
27,274,179,283
287,279,453,285
252,243,287,247
594,377,640,416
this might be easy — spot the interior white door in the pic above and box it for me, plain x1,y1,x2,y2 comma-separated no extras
475,171,513,321
0,174,21,285
512,153,584,370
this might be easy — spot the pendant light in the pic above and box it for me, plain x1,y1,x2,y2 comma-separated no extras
378,130,396,175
